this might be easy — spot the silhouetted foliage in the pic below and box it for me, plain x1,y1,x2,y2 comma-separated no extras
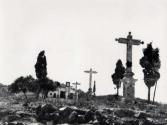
112,59,125,96
42,78,60,98
140,43,161,102
8,75,35,102
34,50,47,98
35,50,47,80
93,81,96,96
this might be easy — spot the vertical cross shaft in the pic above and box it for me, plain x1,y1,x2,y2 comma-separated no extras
127,42,132,72
73,82,80,101
84,68,97,93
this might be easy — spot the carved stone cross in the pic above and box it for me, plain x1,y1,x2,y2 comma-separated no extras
116,32,144,74
115,32,144,99
84,68,97,93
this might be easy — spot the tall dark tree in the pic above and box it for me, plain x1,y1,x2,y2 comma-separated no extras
93,81,96,96
140,43,161,103
35,50,47,80
112,59,125,96
35,50,47,97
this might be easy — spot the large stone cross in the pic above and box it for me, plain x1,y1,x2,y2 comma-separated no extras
115,32,144,99
84,68,97,94
116,32,144,74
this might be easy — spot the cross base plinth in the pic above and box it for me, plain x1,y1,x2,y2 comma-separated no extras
122,72,137,99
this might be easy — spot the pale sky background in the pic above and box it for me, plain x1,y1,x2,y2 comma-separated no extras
0,0,167,103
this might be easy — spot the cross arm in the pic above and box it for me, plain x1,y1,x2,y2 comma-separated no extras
131,39,144,45
84,71,90,73
115,38,128,44
92,71,98,74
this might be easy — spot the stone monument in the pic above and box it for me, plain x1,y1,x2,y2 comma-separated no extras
84,68,97,95
115,32,144,99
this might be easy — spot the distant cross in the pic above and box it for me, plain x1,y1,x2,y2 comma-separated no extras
84,68,97,93
116,32,144,73
72,82,80,101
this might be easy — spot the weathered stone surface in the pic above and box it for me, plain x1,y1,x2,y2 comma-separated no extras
114,109,135,118
8,122,24,125
68,111,78,124
0,109,13,120
84,110,95,122
41,104,57,114
5,115,21,122
78,115,86,124
36,104,58,122
135,111,152,119
58,107,75,123
51,112,60,124
16,111,32,117
95,111,107,124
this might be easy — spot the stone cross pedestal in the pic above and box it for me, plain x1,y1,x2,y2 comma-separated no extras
116,32,144,99
84,68,97,95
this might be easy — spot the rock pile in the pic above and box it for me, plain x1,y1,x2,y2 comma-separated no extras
0,103,167,125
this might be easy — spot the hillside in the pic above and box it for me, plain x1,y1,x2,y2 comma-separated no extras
0,94,167,125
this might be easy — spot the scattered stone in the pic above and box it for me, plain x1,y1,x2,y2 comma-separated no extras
135,111,152,119
8,122,24,125
68,111,78,124
59,107,74,123
93,119,100,125
78,115,86,124
95,110,107,124
52,112,60,124
4,115,21,122
16,111,32,117
84,110,95,122
41,104,57,114
114,109,135,118
0,109,13,120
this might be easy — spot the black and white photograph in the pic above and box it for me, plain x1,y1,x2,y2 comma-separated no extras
0,0,167,124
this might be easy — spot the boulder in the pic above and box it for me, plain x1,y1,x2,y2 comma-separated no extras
41,104,57,114
142,117,165,125
78,115,86,124
4,115,21,122
95,111,107,124
84,110,95,122
0,109,13,120
36,104,57,122
59,107,74,123
102,108,114,115
8,122,24,125
68,111,78,124
52,112,60,124
135,111,152,119
75,108,86,115
121,117,139,125
114,109,135,118
16,111,32,117
93,119,100,125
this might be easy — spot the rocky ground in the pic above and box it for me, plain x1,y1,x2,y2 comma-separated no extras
0,95,167,125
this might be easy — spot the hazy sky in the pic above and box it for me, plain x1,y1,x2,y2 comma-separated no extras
0,0,167,103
